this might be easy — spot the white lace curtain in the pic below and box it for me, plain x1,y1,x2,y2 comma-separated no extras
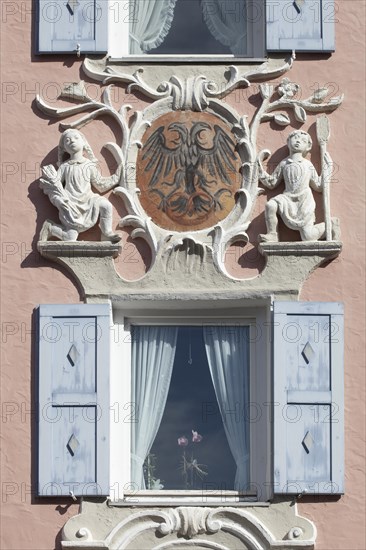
129,0,178,54
129,0,248,55
203,326,250,491
130,326,178,489
201,0,248,55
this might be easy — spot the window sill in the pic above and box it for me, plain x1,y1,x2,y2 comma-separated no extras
108,55,267,64
110,491,261,507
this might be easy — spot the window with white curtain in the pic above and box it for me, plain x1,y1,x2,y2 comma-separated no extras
128,0,262,56
110,0,265,58
131,325,250,492
38,0,335,56
37,302,343,499
110,310,270,502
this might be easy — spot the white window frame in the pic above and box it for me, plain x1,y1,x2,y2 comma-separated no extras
109,304,272,504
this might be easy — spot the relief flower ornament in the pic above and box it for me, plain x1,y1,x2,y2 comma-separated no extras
278,77,299,98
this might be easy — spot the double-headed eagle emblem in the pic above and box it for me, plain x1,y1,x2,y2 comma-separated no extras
141,121,238,220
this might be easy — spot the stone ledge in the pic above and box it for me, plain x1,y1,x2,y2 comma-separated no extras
38,241,121,259
37,239,342,300
258,241,342,257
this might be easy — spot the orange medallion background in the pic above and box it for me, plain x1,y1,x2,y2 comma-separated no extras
136,111,241,232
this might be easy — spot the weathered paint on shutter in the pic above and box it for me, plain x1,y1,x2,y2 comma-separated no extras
273,301,344,495
38,0,108,54
267,0,335,52
38,304,110,496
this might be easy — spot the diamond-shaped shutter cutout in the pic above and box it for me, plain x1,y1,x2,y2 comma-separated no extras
67,434,80,457
301,342,315,364
67,344,79,367
302,431,314,454
66,0,80,15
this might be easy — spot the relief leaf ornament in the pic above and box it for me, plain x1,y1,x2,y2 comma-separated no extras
82,55,296,112
36,82,150,167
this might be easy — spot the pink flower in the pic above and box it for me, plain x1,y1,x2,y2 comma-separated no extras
178,436,188,447
192,430,203,443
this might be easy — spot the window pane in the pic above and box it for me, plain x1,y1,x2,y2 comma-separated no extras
130,0,249,56
143,326,248,491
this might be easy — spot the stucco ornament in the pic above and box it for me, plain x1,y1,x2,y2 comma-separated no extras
61,500,317,549
257,127,340,242
39,129,122,243
36,57,343,289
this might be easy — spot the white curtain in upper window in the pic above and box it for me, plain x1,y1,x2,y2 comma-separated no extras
129,0,178,54
203,326,250,491
201,0,248,55
131,326,178,489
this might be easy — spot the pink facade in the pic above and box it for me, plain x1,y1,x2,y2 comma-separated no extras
0,1,365,548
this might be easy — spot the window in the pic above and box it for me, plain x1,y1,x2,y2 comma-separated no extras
111,308,270,502
130,325,249,493
37,301,344,500
124,0,264,58
37,0,335,56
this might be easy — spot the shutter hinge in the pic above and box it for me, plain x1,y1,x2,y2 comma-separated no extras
293,0,305,14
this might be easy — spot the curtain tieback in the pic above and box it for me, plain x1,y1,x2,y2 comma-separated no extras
129,33,140,45
131,453,145,467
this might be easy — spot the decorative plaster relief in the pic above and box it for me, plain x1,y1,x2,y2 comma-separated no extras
135,111,242,232
257,127,339,243
39,129,122,243
36,56,343,295
61,500,316,550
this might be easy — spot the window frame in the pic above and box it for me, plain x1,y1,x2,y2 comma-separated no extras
110,305,272,504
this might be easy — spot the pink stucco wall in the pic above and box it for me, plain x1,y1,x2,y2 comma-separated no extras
0,1,365,548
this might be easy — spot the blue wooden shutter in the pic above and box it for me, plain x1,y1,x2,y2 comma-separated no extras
38,304,110,496
38,0,108,54
267,0,335,52
273,301,344,495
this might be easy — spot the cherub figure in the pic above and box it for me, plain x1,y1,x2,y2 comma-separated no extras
39,129,122,242
257,130,338,242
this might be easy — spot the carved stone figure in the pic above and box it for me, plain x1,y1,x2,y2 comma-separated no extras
39,129,121,242
258,130,339,242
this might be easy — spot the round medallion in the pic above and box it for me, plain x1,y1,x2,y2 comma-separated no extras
136,111,241,232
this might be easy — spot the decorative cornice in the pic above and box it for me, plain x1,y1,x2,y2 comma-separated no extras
36,240,341,301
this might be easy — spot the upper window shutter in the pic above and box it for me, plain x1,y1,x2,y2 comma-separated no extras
38,304,110,497
273,301,344,495
37,0,108,54
266,0,335,52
